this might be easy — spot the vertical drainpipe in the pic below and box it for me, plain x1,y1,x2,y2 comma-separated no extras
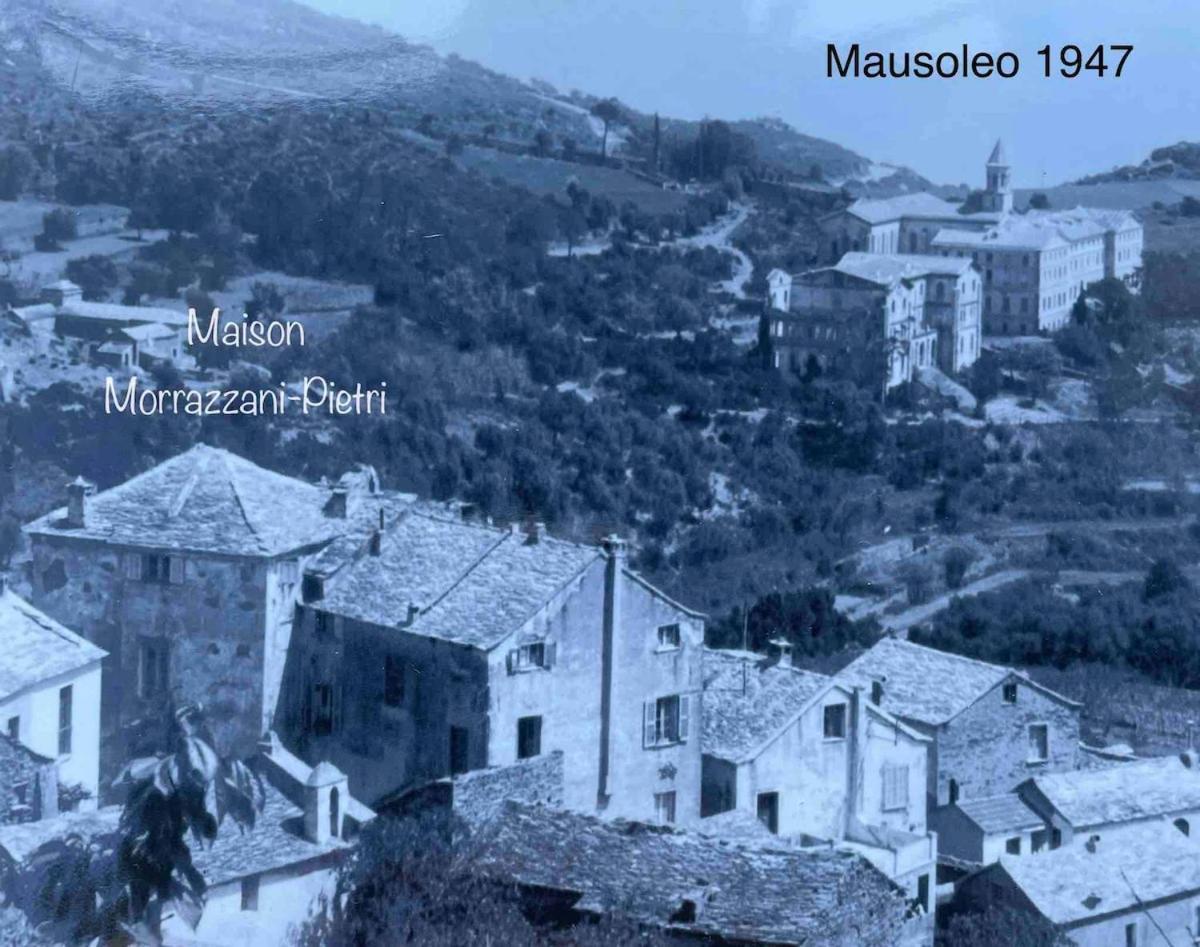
598,535,626,805
845,686,862,839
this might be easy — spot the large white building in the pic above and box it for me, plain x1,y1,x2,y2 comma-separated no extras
813,140,1143,338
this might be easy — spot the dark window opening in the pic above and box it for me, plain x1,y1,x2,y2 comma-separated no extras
756,791,779,834
240,876,259,912
1003,682,1018,704
384,655,405,707
450,726,470,775
517,716,542,760
823,703,847,739
57,685,72,756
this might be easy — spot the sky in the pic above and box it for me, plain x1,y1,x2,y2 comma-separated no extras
305,0,1200,186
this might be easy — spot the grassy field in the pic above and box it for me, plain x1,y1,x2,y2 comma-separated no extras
455,146,690,215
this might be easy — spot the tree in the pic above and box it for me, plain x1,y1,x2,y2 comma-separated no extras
296,812,665,947
1028,192,1051,210
590,99,623,160
533,129,554,158
941,906,1070,947
944,546,975,590
243,281,285,323
444,134,465,158
65,255,120,301
38,208,77,251
1144,557,1190,602
0,145,35,201
10,704,264,945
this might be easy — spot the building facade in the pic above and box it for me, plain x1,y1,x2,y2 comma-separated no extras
23,447,403,787
837,639,1081,812
279,509,706,825
0,582,104,810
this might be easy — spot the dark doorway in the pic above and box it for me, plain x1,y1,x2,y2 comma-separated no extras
756,791,779,834
450,726,470,775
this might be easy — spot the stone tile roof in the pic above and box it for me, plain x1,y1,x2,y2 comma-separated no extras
0,589,106,698
835,638,1009,725
471,801,907,946
0,807,121,864
56,300,188,327
190,780,345,886
842,192,966,225
1024,755,1200,829
320,509,602,650
955,793,1044,834
932,209,1109,253
995,823,1200,926
834,251,974,286
0,781,343,886
701,649,832,763
25,444,410,558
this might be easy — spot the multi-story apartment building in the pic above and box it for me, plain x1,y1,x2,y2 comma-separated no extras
278,506,706,824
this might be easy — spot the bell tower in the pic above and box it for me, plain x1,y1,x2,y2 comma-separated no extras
983,138,1012,214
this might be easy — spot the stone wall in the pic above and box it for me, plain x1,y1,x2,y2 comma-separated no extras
934,677,1079,807
28,535,293,778
0,735,56,823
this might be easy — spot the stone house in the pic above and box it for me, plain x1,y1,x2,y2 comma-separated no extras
933,792,1048,868
1016,754,1200,850
23,445,409,786
836,638,1081,812
951,822,1200,947
699,646,936,916
278,506,705,826
0,579,104,811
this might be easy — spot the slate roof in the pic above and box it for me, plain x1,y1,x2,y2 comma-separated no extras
0,589,105,698
835,638,1010,725
994,823,1200,926
1024,755,1200,829
470,801,907,946
834,251,974,286
24,444,410,558
955,793,1044,834
701,649,833,763
55,300,188,327
320,509,603,650
841,192,966,225
0,782,343,886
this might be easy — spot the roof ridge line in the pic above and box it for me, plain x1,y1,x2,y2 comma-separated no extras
413,530,513,618
216,450,270,556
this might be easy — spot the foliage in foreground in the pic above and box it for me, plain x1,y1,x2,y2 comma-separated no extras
295,812,666,947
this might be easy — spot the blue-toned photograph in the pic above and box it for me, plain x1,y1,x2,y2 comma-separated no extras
0,1,1197,944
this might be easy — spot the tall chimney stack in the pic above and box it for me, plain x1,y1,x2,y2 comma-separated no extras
66,477,96,528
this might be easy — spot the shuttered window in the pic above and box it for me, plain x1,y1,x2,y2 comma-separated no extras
643,695,689,747
882,764,909,811
505,641,556,674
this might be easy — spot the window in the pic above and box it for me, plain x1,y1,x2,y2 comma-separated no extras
311,682,337,736
1032,829,1047,852
823,703,847,740
449,726,470,775
506,641,556,673
1005,836,1021,855
1028,724,1049,763
882,764,908,811
654,791,677,826
314,611,338,639
756,791,779,834
240,876,259,912
5,716,17,741
1051,828,1062,849
137,553,183,585
643,695,690,747
948,779,960,805
1002,682,1018,704
301,573,324,602
870,680,884,706
915,874,930,914
1125,921,1138,947
138,638,170,699
57,685,72,756
383,655,405,707
517,716,542,760
656,623,681,650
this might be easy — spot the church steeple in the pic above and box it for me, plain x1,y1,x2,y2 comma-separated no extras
983,138,1012,214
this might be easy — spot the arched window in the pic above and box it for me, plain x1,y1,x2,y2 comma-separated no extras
1176,817,1190,836
329,786,340,839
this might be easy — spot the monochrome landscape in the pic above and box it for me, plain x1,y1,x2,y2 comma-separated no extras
1,1,1200,945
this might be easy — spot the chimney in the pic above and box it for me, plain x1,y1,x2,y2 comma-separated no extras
525,521,547,545
368,531,382,556
65,477,96,528
768,638,793,669
870,678,885,706
403,603,420,626
324,487,349,519
601,533,627,561
303,760,349,843
597,533,627,804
